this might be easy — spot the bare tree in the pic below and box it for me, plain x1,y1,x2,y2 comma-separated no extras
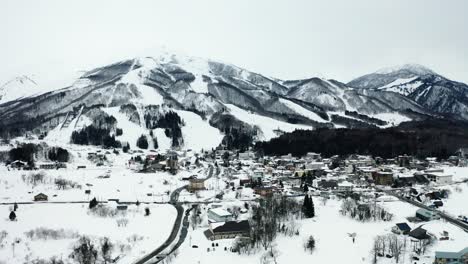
71,236,98,264
100,237,113,264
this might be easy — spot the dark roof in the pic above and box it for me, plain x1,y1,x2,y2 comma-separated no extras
319,180,338,188
212,220,250,234
409,226,430,240
414,174,429,183
396,223,411,231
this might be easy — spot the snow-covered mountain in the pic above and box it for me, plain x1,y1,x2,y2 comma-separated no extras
348,64,468,120
0,75,40,104
0,54,460,151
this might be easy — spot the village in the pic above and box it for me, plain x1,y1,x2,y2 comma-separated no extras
0,136,467,264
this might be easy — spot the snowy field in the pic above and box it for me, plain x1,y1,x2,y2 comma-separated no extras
433,166,468,218
172,198,468,264
0,164,200,204
0,203,176,264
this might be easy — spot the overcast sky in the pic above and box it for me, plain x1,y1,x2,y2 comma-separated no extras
1,0,468,86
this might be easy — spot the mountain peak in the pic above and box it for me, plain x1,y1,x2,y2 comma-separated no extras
374,63,435,76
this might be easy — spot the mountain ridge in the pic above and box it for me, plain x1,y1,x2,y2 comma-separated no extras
0,54,465,150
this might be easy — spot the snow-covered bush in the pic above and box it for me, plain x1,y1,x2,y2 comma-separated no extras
89,205,124,218
303,235,316,253
340,198,393,222
24,227,78,240
22,171,47,186
54,178,81,190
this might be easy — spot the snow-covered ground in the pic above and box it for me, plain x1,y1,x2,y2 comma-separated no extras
0,146,209,204
0,203,176,264
279,98,328,123
172,198,468,264
226,104,311,140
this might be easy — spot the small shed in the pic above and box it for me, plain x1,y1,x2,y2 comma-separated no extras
34,193,48,201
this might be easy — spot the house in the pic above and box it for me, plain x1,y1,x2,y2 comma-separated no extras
9,160,27,169
426,173,453,185
239,178,251,186
413,174,430,184
397,155,412,167
251,170,264,182
356,167,377,180
188,179,205,191
409,226,431,240
305,152,321,161
434,247,468,264
238,151,255,160
337,181,353,192
116,205,128,210
205,220,250,240
416,209,440,221
373,171,394,185
253,186,275,196
39,163,56,169
392,223,411,235
34,193,48,201
305,162,324,170
208,208,233,223
318,180,338,190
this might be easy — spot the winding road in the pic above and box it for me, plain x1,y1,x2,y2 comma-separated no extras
133,164,216,264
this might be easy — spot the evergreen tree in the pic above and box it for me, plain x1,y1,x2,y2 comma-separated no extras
153,137,158,149
302,194,315,218
89,197,98,209
302,194,310,217
9,211,16,221
310,196,315,217
136,135,149,149
303,183,309,193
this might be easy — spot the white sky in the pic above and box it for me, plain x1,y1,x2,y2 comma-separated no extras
1,0,467,86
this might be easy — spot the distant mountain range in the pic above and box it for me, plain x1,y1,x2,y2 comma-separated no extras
0,53,466,150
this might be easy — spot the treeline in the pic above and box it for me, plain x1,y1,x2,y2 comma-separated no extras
48,147,69,162
144,111,184,147
255,119,468,159
9,144,37,164
210,113,256,151
345,110,388,126
71,125,121,148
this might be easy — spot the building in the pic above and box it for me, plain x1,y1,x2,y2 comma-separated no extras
238,151,255,160
409,226,431,241
305,162,324,170
166,151,178,173
391,222,411,235
251,170,264,182
373,171,394,185
188,179,205,191
208,208,233,223
317,180,338,190
337,181,353,192
426,173,453,185
253,186,275,196
305,152,321,161
434,247,468,264
415,209,440,221
34,193,48,201
205,220,250,240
